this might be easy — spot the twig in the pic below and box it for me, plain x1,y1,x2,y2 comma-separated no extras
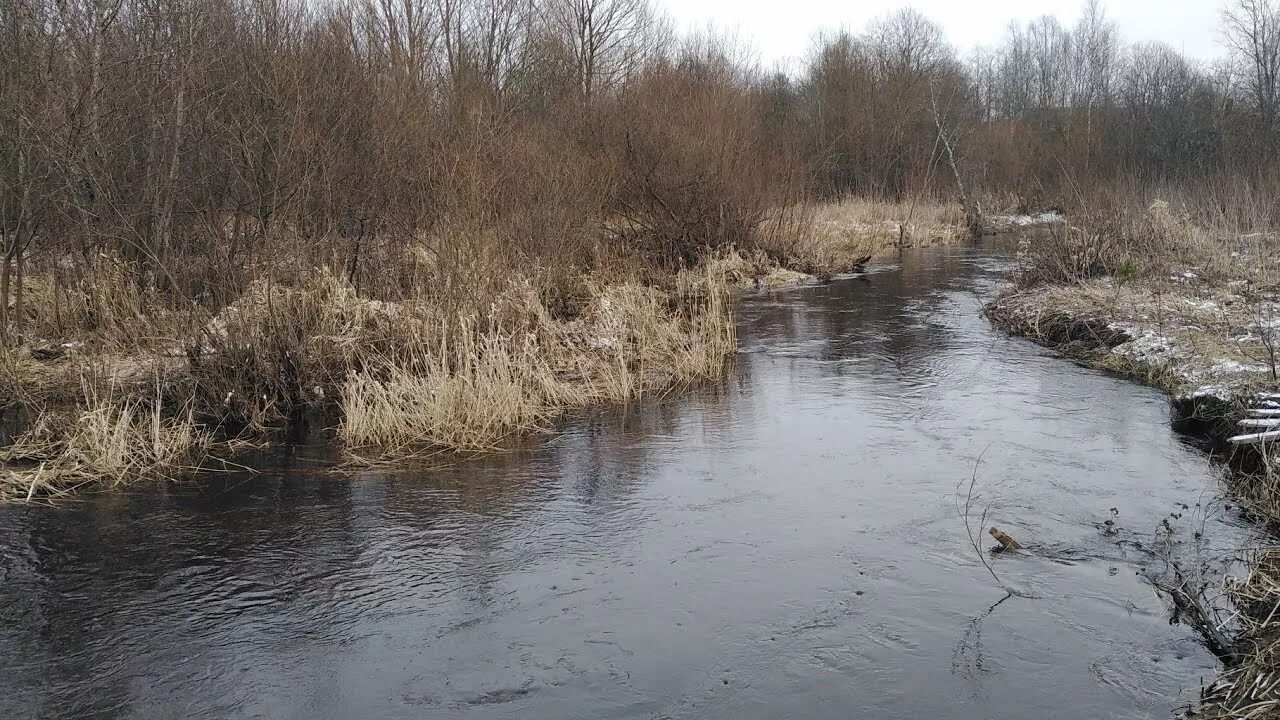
959,444,1002,587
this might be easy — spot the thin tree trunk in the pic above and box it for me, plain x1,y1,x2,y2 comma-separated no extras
0,235,10,345
930,83,983,236
13,242,24,338
151,72,186,269
6,134,33,342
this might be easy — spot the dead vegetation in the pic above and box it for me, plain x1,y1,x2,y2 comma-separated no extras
988,277,1280,395
792,199,967,273
0,259,739,479
991,180,1280,395
1200,549,1280,719
338,268,734,455
0,384,211,503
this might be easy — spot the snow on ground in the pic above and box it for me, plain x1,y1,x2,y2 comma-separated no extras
986,212,1065,233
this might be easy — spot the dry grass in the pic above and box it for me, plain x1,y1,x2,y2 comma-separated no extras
339,268,735,456
1200,548,1280,720
995,193,1280,396
1018,196,1280,289
0,384,211,503
700,249,811,289
990,277,1280,394
183,267,428,430
789,199,967,274
13,254,182,349
0,249,739,493
339,331,583,454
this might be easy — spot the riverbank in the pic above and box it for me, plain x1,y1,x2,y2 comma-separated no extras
0,266,736,502
0,199,971,503
984,203,1280,719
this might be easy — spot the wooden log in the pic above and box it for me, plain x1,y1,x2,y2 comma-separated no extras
1240,418,1280,428
1230,429,1280,445
1249,408,1280,417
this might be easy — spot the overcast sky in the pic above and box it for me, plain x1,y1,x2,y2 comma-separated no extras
659,0,1227,69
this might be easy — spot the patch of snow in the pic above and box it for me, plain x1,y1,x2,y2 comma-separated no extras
1209,359,1270,375
985,212,1065,233
1181,298,1218,312
1184,385,1235,401
1111,330,1179,364
1012,212,1064,227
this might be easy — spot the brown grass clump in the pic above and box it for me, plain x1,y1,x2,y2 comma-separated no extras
0,385,211,503
1017,188,1279,289
792,199,967,274
0,345,36,410
699,249,811,289
183,267,424,430
339,268,735,457
14,254,180,348
339,329,581,454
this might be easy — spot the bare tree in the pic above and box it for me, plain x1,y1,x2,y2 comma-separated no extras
1027,15,1071,110
1223,0,1280,130
539,0,661,99
1068,0,1118,111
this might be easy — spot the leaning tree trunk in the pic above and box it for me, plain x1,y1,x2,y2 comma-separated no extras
930,85,984,237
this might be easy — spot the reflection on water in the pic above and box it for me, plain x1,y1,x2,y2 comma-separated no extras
0,244,1246,720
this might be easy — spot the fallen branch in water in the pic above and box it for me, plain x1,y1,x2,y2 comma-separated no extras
959,445,1003,588
1148,562,1237,664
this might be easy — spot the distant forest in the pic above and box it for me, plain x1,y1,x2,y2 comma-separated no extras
1,0,1278,302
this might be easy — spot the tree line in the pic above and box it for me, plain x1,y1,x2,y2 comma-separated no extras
1,0,1278,325
793,0,1280,198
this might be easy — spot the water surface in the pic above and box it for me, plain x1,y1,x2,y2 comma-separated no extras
0,244,1245,719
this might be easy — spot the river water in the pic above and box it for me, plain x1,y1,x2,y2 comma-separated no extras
0,243,1248,719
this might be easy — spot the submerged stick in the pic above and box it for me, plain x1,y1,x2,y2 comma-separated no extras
1153,564,1237,664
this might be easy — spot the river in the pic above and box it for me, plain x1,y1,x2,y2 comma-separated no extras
0,242,1248,719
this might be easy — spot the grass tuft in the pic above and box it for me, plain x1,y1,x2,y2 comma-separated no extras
0,383,211,503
